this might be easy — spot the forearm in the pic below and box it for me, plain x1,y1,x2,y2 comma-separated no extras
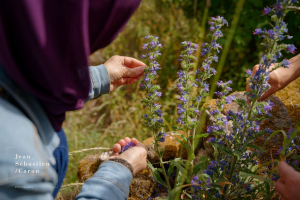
86,65,110,101
75,161,133,200
288,53,300,82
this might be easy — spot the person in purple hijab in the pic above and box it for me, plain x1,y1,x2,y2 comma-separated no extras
0,1,148,199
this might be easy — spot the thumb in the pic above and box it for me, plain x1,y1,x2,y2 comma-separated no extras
278,161,296,180
258,86,277,102
123,66,144,78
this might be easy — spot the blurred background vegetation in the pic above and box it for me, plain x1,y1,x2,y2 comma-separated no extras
57,0,300,198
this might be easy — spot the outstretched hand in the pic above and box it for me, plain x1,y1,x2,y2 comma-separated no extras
104,56,146,92
109,137,147,175
275,161,300,200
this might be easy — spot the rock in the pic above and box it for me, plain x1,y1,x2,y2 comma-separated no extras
254,95,293,163
129,167,157,200
260,95,293,131
77,154,103,182
194,148,209,164
143,131,188,163
274,76,300,125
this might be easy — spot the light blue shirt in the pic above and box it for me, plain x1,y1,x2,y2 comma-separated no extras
0,64,132,200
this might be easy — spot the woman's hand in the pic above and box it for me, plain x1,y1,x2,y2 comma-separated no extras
104,56,146,92
109,137,147,175
246,64,281,101
275,161,300,200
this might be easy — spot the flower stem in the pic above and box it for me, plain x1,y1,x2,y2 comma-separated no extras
153,129,172,192
221,155,237,199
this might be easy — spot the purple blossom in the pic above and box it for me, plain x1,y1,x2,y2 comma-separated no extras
212,55,218,62
262,7,272,15
213,30,223,37
201,47,210,56
214,91,225,97
263,100,274,111
287,44,296,53
267,29,275,38
207,137,216,143
207,125,222,133
227,134,234,141
155,91,162,97
179,95,187,103
154,109,162,117
177,70,185,78
210,109,219,115
272,174,279,182
119,142,136,154
192,175,199,181
225,95,235,104
246,69,252,76
253,28,263,35
282,59,291,68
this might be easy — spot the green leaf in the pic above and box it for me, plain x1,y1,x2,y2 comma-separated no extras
172,126,179,131
255,116,273,121
159,146,166,156
195,133,209,139
211,143,234,156
175,138,190,150
168,158,177,177
170,159,191,181
240,172,268,182
147,161,167,187
245,143,267,152
192,156,210,175
264,189,276,200
263,130,287,156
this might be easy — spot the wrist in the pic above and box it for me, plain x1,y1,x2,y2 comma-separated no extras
107,158,134,176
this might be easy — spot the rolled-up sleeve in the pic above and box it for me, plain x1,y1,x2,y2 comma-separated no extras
87,64,110,101
75,161,133,200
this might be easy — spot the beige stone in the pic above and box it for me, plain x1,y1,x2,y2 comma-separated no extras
142,131,188,163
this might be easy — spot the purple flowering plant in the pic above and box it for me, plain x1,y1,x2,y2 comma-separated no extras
167,16,229,198
139,1,299,199
188,1,300,199
140,35,172,192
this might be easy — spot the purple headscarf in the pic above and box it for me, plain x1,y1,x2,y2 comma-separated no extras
0,0,141,131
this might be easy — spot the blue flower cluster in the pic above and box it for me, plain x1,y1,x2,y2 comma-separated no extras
140,35,166,143
248,0,298,100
